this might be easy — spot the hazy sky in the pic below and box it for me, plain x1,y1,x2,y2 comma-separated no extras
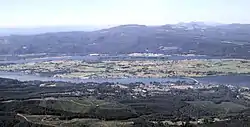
0,0,249,27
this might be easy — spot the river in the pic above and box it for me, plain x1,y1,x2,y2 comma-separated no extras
0,71,249,86
0,71,193,84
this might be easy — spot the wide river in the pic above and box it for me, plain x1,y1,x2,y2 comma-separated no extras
0,71,249,87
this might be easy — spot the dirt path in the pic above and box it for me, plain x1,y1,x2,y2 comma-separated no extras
17,113,29,121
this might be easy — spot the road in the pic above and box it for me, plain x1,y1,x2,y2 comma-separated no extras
17,113,29,121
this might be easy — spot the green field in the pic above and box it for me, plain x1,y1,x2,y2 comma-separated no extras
0,59,250,79
186,101,248,114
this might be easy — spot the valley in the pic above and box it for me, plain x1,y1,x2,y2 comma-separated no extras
1,23,250,127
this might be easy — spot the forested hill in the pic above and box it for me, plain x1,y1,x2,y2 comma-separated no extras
1,23,250,58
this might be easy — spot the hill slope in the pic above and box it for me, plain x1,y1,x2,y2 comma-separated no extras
0,23,250,58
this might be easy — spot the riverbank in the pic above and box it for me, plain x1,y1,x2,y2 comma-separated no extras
0,71,249,86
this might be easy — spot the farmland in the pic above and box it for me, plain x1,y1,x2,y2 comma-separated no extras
0,59,249,79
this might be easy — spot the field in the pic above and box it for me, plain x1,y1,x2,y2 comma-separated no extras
186,101,248,114
0,59,250,79
22,114,134,127
6,97,135,127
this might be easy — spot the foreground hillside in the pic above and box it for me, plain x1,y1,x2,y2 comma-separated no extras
1,78,250,126
0,23,250,58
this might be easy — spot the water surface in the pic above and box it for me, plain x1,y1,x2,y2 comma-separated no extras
0,71,249,86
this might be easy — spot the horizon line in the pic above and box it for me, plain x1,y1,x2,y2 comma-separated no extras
0,21,246,29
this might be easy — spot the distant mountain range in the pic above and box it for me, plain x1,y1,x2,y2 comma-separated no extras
0,22,250,58
0,25,114,36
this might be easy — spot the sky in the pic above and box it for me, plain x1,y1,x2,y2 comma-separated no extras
0,0,249,27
